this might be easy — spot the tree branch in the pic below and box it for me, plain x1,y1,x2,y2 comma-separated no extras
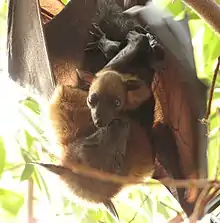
30,150,220,189
182,0,220,35
27,178,34,223
204,56,220,121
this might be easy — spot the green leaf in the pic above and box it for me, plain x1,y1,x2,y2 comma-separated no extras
166,0,184,17
103,211,117,223
20,164,34,181
0,188,24,215
71,205,90,222
20,97,41,115
61,0,70,5
81,209,102,223
186,9,200,20
37,169,51,201
3,162,22,171
157,202,171,220
0,137,6,175
20,148,32,163
33,168,51,201
24,130,35,151
33,170,42,191
18,103,44,137
20,148,37,163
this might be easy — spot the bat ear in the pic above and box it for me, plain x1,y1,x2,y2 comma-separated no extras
76,69,94,91
124,80,152,110
125,79,144,91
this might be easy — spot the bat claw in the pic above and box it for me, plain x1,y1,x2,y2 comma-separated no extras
86,24,106,52
134,25,149,35
87,41,99,47
89,31,101,38
91,22,99,28
91,22,105,37
85,40,100,51
84,46,96,51
125,29,165,66
126,30,150,48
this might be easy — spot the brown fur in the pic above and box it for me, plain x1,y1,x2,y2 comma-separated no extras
48,73,155,204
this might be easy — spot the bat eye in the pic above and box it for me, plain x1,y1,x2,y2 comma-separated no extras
87,93,98,107
115,98,121,107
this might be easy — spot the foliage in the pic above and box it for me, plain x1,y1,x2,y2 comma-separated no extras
0,0,219,222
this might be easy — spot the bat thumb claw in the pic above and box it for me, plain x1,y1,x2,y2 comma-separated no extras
104,200,120,222
28,162,67,176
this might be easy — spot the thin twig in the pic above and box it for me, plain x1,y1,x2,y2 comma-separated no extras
168,214,185,223
189,183,220,223
161,200,186,223
215,107,220,180
58,0,65,6
128,195,149,223
4,163,23,171
160,201,184,216
27,178,34,223
31,150,220,189
204,56,220,121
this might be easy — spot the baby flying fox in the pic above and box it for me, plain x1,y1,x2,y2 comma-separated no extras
41,69,155,219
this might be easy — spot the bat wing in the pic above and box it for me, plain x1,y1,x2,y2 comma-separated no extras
124,2,208,179
124,3,208,216
7,0,99,97
7,0,56,100
43,0,100,87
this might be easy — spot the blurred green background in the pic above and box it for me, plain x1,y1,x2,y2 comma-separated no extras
0,0,219,222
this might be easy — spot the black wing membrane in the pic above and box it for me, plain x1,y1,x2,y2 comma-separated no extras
7,0,99,97
7,0,55,100
44,0,98,66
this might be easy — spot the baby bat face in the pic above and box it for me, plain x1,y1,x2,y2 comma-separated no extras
86,69,152,128
87,71,126,127
75,68,152,128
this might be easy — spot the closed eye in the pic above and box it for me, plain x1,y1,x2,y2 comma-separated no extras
87,93,99,107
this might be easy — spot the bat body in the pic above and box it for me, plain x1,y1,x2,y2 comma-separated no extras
46,75,155,217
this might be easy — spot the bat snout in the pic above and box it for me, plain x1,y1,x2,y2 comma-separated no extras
91,107,116,128
94,118,104,128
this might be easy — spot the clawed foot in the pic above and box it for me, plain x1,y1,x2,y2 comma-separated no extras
133,24,150,35
126,30,150,48
126,25,165,68
85,23,121,60
133,24,162,50
85,23,105,51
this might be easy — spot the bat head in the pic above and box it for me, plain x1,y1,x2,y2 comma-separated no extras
85,69,152,128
